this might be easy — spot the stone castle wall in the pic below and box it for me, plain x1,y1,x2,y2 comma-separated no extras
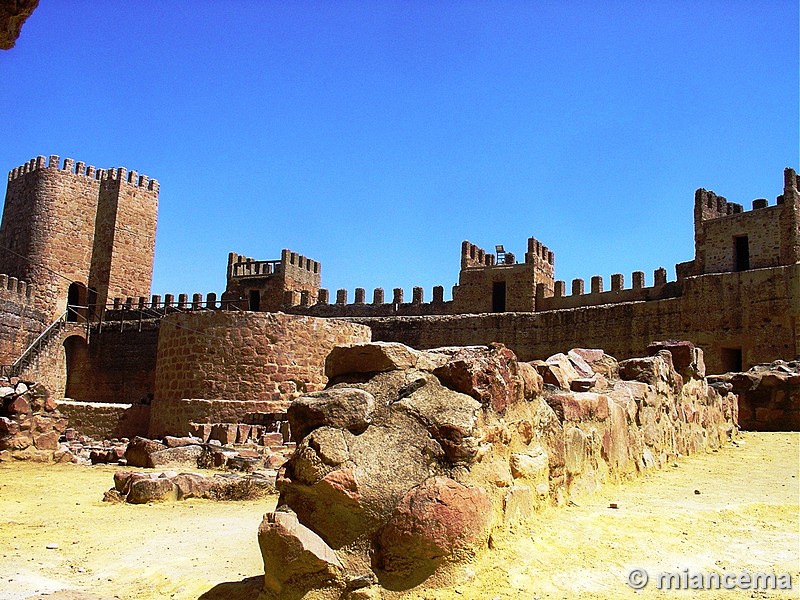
0,155,159,321
353,265,799,375
0,274,48,365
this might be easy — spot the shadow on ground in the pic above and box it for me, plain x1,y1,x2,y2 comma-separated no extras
199,575,263,600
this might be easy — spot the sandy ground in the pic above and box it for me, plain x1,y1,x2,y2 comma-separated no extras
0,431,798,600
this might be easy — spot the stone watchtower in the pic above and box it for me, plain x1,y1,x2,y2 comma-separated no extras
0,155,159,321
680,167,800,277
222,249,321,312
451,237,555,313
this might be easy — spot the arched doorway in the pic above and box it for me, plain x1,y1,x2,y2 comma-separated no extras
67,282,87,322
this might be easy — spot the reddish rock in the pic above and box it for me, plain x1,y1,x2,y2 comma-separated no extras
126,477,179,504
33,430,59,451
518,362,544,398
123,436,167,468
432,343,520,412
377,477,492,578
7,396,31,415
547,393,609,422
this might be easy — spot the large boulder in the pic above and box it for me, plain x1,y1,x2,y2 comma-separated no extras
123,436,167,468
325,342,440,379
375,477,492,586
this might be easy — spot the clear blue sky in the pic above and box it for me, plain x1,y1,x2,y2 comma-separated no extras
1,1,797,300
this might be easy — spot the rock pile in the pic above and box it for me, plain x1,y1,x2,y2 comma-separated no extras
708,358,800,430
104,470,275,503
0,379,70,462
258,341,738,599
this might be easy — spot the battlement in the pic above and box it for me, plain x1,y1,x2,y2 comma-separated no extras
7,154,159,192
108,292,222,312
535,267,678,311
524,236,555,266
284,284,454,318
227,249,320,280
280,249,321,275
460,241,496,269
0,274,34,302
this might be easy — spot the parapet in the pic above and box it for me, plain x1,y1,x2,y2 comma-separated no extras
0,274,34,302
461,241,496,269
7,154,159,192
524,236,555,266
280,249,321,275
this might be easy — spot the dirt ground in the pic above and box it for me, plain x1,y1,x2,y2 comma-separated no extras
0,431,797,600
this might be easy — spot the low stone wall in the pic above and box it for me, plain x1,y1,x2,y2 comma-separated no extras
148,398,285,438
259,341,738,598
56,400,150,439
153,311,371,404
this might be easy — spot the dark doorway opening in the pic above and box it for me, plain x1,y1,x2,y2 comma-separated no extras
734,235,750,271
67,282,86,322
248,290,261,311
720,347,743,373
492,281,506,313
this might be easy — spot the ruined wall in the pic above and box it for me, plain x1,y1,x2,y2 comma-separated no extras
55,400,150,439
354,265,799,375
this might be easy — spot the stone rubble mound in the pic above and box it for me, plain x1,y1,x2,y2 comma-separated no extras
0,379,70,462
104,469,275,504
708,357,800,430
258,340,738,599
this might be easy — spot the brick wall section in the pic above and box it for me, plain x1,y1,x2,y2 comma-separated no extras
354,265,799,375
56,400,150,439
148,398,287,438
63,324,159,404
0,277,48,364
153,311,371,403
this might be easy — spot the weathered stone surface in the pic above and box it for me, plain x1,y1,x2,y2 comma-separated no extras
393,373,482,463
432,343,520,412
258,509,343,598
568,348,619,379
648,340,706,379
123,436,167,468
32,430,58,451
126,477,179,504
288,387,375,442
376,477,492,581
7,396,31,415
518,361,544,398
325,342,424,378
148,444,203,467
0,0,39,50
164,435,202,448
619,354,677,388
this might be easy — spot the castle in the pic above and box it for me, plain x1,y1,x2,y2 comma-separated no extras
0,154,797,437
